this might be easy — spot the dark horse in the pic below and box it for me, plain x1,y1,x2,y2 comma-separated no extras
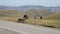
23,15,29,19
18,18,26,23
18,15,29,23
40,16,42,19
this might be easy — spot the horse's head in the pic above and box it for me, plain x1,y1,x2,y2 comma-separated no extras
23,15,29,19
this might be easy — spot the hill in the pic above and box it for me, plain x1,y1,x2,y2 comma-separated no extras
0,10,24,21
0,10,23,17
25,9,54,17
44,13,60,20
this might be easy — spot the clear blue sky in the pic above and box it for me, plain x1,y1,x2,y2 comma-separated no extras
0,0,60,7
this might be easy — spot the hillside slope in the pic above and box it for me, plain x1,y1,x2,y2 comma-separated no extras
0,5,60,13
44,13,60,20
0,10,24,17
25,9,54,17
0,10,24,21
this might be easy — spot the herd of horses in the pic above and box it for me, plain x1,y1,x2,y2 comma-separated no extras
18,15,42,23
18,15,56,28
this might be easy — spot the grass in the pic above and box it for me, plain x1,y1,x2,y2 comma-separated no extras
44,13,60,20
0,16,60,29
0,10,23,22
0,17,18,22
0,10,60,29
25,18,60,28
0,10,24,17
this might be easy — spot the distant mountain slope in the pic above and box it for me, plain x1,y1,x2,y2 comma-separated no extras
48,6,60,12
0,5,17,10
0,5,60,13
17,5,48,11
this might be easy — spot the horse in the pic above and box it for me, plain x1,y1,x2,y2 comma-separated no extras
23,15,29,19
18,18,26,23
18,15,29,23
40,16,42,19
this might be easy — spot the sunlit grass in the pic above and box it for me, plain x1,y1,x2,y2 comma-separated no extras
0,17,18,22
25,18,60,28
1,17,60,28
0,10,60,28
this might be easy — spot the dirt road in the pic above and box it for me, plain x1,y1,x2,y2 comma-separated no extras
0,20,60,34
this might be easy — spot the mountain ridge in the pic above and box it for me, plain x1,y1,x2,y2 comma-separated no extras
0,5,60,12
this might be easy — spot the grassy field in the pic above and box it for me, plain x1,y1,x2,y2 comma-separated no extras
0,10,60,29
44,13,60,20
25,13,60,28
25,18,60,28
0,10,23,22
0,17,60,28
0,17,18,22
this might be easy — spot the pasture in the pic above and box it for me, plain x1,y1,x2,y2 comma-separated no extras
0,10,60,29
25,18,60,28
0,17,60,28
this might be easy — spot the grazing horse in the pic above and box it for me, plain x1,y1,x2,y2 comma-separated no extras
18,15,29,23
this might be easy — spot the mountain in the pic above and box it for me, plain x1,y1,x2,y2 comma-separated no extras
0,5,60,12
0,5,17,10
17,5,48,11
48,6,60,13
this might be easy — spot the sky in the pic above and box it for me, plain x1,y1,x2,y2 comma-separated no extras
0,0,60,7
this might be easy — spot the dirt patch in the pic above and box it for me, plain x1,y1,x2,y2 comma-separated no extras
0,28,19,34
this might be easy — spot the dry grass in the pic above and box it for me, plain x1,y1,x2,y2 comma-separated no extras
25,18,60,28
0,10,60,29
0,17,18,22
0,17,60,28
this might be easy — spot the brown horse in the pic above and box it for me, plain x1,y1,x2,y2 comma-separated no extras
18,15,29,23
18,18,26,23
